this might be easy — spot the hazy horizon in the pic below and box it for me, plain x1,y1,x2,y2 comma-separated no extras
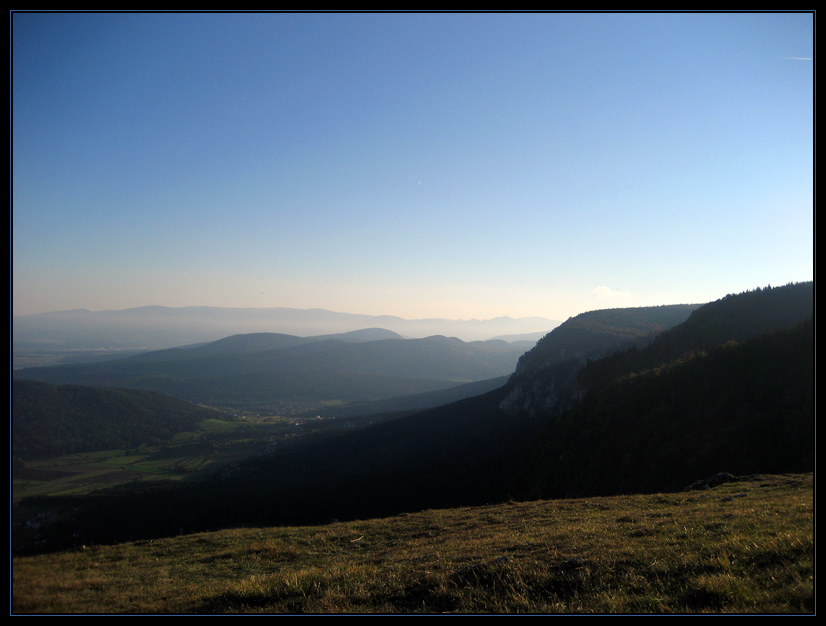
13,302,559,324
12,12,813,322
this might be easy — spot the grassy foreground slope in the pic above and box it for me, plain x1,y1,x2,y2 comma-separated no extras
12,473,812,614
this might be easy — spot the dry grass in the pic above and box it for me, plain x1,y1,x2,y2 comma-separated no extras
13,473,813,614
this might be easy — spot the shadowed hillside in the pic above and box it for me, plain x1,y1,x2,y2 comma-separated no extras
513,317,814,499
12,380,227,460
499,303,701,420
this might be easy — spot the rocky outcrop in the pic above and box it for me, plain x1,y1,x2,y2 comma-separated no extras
499,358,584,420
500,304,699,420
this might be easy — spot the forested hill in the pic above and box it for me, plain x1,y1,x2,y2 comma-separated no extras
576,281,814,392
501,282,813,420
12,380,226,460
509,281,814,499
514,316,813,499
500,303,699,420
513,303,701,377
13,332,530,415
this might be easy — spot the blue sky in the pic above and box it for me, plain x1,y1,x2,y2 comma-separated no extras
12,12,813,321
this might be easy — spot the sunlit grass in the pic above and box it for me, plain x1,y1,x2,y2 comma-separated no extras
13,473,812,614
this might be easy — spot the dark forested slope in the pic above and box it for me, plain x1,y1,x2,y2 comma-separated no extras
12,380,226,459
500,303,700,419
514,317,814,499
510,282,814,499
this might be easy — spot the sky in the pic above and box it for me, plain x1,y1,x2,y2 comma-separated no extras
12,12,814,322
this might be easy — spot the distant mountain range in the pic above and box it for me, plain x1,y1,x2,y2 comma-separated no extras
13,329,533,415
12,306,559,351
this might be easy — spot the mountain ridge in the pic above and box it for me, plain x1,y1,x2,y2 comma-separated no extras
13,306,560,350
13,331,532,415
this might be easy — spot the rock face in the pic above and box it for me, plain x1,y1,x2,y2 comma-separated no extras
499,358,583,419
500,304,699,420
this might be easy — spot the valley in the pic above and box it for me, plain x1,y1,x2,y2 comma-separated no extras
12,410,408,505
